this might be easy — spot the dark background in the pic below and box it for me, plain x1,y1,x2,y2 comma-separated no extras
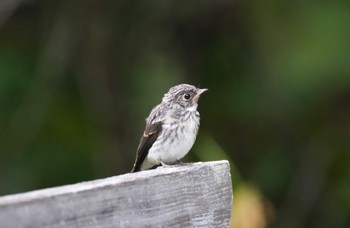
0,1,349,227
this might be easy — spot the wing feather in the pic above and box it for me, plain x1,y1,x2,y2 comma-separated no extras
131,121,163,172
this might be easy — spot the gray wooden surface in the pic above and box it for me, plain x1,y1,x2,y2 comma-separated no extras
0,160,232,228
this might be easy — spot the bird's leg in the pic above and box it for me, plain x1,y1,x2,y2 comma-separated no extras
160,161,171,168
173,160,183,165
158,160,183,168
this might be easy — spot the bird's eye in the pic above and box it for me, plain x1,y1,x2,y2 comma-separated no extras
183,93,191,101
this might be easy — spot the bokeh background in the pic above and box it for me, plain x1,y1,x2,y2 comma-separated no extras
0,1,349,227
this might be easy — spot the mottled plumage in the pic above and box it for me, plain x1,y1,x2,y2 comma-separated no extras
131,84,207,172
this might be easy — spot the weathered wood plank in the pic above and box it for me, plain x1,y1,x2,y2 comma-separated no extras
0,160,232,228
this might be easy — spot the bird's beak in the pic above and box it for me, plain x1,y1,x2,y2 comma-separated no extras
193,88,208,102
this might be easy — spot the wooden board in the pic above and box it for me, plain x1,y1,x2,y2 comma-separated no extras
0,161,232,228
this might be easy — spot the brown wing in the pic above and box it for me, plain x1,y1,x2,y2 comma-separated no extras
131,121,163,172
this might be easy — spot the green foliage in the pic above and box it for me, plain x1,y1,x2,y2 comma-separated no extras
0,1,349,227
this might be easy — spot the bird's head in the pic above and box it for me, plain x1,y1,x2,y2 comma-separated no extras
163,84,208,110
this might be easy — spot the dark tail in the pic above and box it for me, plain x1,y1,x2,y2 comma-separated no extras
131,164,140,173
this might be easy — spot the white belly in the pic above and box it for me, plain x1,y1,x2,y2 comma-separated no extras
146,112,199,167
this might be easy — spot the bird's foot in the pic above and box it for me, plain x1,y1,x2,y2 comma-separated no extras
160,161,172,168
173,160,183,165
158,160,184,168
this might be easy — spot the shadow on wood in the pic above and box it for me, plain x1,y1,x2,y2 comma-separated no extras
0,160,232,228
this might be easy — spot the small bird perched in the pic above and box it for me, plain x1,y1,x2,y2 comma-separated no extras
131,84,208,172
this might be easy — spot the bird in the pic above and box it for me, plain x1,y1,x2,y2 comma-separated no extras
131,84,208,172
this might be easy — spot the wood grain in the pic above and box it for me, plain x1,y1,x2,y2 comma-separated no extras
0,161,232,228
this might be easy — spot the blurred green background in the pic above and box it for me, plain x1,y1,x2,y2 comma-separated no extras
0,0,349,227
